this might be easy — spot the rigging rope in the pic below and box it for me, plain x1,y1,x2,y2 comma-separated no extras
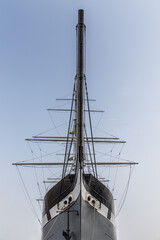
93,112,103,136
37,199,42,212
19,148,65,164
107,143,116,181
84,77,98,178
116,165,134,217
36,122,67,137
112,143,125,192
28,142,43,200
84,124,95,176
37,143,47,192
112,153,120,192
62,78,76,178
48,111,60,136
16,166,41,225
92,126,118,139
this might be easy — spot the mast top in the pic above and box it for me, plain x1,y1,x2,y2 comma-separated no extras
78,9,84,24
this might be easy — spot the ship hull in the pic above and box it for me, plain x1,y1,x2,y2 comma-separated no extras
42,195,116,240
42,174,117,240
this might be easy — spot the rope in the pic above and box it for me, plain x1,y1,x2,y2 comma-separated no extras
84,77,98,178
93,112,103,136
63,136,74,177
112,154,120,192
35,122,66,137
116,165,134,217
37,199,42,212
91,126,118,139
28,142,43,199
62,78,76,178
48,111,60,136
112,143,125,192
16,166,41,225
37,143,47,192
19,148,65,164
108,145,115,181
84,124,95,176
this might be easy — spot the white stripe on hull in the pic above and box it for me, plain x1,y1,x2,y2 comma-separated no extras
81,176,115,227
42,171,115,228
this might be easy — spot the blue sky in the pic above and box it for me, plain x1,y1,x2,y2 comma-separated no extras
1,0,160,239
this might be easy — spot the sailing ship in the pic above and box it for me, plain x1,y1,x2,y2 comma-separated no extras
13,9,137,240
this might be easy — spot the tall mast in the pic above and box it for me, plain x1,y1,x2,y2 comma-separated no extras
76,9,85,168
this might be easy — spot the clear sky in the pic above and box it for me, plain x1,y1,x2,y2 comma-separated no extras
1,0,160,240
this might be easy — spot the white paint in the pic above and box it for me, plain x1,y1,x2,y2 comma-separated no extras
81,178,116,226
42,172,80,227
42,171,115,227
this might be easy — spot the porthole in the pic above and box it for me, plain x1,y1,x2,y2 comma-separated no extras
64,200,68,205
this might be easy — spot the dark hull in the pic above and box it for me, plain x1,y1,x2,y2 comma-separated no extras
42,173,117,240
